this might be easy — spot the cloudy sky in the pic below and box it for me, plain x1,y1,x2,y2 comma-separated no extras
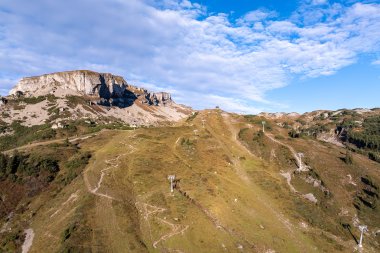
0,0,379,113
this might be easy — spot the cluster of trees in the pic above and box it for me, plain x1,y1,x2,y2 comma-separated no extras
0,151,59,182
336,116,380,163
346,116,380,151
288,124,329,139
348,132,380,151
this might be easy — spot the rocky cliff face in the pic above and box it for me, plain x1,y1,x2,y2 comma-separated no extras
10,70,172,107
144,92,172,106
3,70,191,127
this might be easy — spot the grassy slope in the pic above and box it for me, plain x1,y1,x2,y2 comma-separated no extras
6,110,379,252
237,114,380,252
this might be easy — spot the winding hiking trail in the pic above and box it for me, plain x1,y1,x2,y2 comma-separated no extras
84,141,136,201
85,155,123,200
262,131,320,203
264,132,307,172
83,138,189,250
136,202,189,250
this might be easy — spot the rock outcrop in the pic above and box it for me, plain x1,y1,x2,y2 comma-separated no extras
5,70,190,127
10,70,173,107
144,92,172,106
0,96,7,106
258,112,300,119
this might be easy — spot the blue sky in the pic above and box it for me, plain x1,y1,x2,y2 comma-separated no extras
0,0,380,113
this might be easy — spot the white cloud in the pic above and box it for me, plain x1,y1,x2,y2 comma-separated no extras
0,77,17,96
311,0,328,5
239,9,277,23
0,1,380,113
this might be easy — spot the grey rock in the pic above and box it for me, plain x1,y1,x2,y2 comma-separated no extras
0,96,8,106
145,92,172,106
10,70,172,107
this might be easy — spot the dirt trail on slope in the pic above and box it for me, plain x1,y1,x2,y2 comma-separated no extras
221,114,297,234
171,131,256,249
171,113,296,250
264,133,306,171
2,132,100,155
21,228,35,253
136,202,189,249
84,140,135,201
50,191,80,218
262,131,322,204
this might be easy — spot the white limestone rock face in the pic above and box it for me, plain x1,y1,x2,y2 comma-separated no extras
10,70,175,108
10,70,129,98
6,70,191,127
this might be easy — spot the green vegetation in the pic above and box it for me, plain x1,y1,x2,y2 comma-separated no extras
0,122,56,151
4,95,56,108
368,151,380,163
346,116,380,151
180,138,193,146
0,229,24,252
252,130,264,142
0,119,135,152
336,116,380,163
0,151,59,182
65,96,86,108
58,196,95,253
288,129,300,138
244,115,272,130
63,151,92,185
354,175,379,228
344,150,353,165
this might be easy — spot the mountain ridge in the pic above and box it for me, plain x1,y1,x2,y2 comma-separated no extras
2,70,192,128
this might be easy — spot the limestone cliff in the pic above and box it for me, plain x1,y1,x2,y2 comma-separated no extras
4,70,191,127
10,70,172,107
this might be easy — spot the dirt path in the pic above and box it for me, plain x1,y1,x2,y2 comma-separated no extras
264,133,308,171
50,191,80,218
21,228,34,253
136,202,189,249
2,132,99,155
84,141,136,201
263,132,321,204
221,114,297,235
153,218,189,248
280,172,298,193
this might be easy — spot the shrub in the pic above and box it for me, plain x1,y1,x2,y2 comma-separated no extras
0,152,60,180
288,129,300,138
344,150,353,165
368,152,380,163
63,151,92,185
